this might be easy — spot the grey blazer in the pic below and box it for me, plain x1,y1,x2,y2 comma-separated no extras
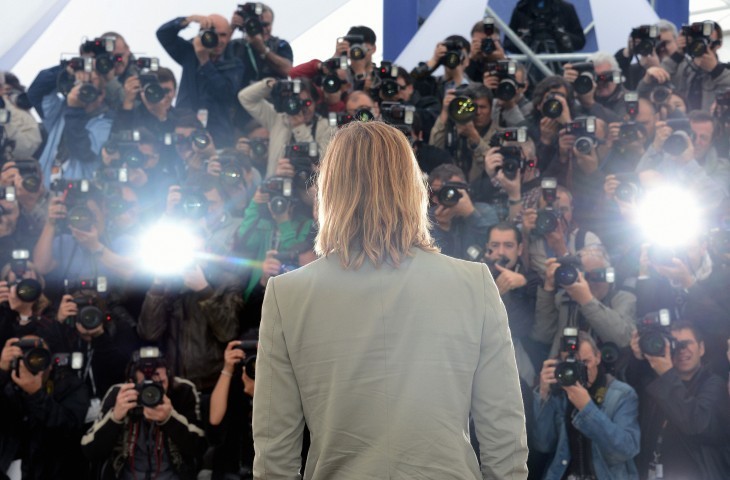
252,248,528,480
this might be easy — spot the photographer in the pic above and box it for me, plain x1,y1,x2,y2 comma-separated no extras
0,78,42,160
484,61,533,127
157,14,244,147
601,97,658,175
412,35,472,103
231,3,293,87
466,19,507,84
0,158,49,243
504,0,585,54
81,348,206,479
533,245,636,357
427,164,497,260
616,20,679,90
334,26,378,92
563,53,626,120
430,84,496,180
533,332,640,479
0,335,89,479
27,66,112,184
238,77,335,177
627,322,730,479
114,66,178,137
527,76,576,173
98,32,139,112
659,20,730,112
0,195,34,268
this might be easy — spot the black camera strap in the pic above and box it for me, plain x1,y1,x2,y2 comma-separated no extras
649,420,668,478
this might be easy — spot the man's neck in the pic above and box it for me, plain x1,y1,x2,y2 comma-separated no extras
678,366,701,382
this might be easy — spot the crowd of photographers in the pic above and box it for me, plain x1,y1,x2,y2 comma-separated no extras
0,1,729,478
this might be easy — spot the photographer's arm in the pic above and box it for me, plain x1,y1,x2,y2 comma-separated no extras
530,286,560,346
580,291,636,348
237,79,279,130
428,117,447,149
156,17,196,65
158,381,206,457
81,386,127,459
62,108,100,164
264,41,293,77
24,371,89,429
199,286,243,343
137,285,171,341
32,221,58,275
27,65,63,119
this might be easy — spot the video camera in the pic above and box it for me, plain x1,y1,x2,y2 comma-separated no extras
681,21,716,58
486,60,520,101
565,116,597,155
131,347,166,408
631,25,659,56
235,2,265,36
553,327,588,388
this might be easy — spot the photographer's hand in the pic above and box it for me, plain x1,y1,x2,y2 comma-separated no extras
143,395,173,424
11,361,43,395
275,158,295,178
643,66,671,85
122,76,141,110
562,271,593,306
427,42,447,70
644,340,673,376
562,63,578,83
544,258,560,292
495,168,521,200
539,358,558,401
70,225,102,252
260,250,282,286
206,156,222,176
113,383,139,422
165,185,182,215
454,121,481,145
522,208,537,236
630,330,644,361
56,294,79,323
183,264,208,292
223,340,245,374
653,257,695,289
451,188,475,218
484,147,503,178
494,265,527,295
192,35,211,66
243,371,255,398
544,220,568,258
0,281,9,305
573,144,599,175
563,383,591,410
0,338,21,372
439,89,456,124
47,196,67,228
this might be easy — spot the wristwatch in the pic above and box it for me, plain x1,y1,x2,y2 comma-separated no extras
260,46,271,59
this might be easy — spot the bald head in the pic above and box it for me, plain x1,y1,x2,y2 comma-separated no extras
206,14,232,56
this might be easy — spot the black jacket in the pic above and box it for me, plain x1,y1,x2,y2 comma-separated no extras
504,0,585,54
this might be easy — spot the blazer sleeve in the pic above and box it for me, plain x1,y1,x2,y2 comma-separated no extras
471,264,529,479
252,277,306,480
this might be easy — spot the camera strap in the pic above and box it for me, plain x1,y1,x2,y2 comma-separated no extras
649,420,668,478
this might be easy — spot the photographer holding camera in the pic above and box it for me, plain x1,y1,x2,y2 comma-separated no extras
427,163,497,260
616,20,679,90
0,335,89,479
0,158,49,243
626,321,730,479
28,64,112,184
81,347,206,479
483,61,533,127
466,18,507,83
533,245,636,358
157,13,244,148
115,66,178,136
563,53,626,120
232,3,293,87
238,77,335,177
334,26,378,92
505,0,585,54
411,35,472,103
534,331,640,480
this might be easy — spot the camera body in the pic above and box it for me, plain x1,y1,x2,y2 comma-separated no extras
436,181,468,207
132,347,166,409
271,79,310,115
285,142,318,188
64,276,108,330
233,338,258,379
11,338,51,375
631,25,659,56
328,109,375,128
565,116,597,155
236,3,265,36
50,179,96,233
553,328,588,388
261,176,294,215
339,34,366,61
375,61,400,99
534,177,560,236
681,21,715,58
637,309,684,357
11,159,42,193
441,39,465,69
486,60,519,101
80,37,116,75
319,56,347,94
481,17,497,55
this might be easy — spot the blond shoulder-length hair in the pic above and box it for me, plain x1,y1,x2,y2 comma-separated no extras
315,121,438,269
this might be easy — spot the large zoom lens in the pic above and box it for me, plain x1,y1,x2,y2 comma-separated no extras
245,354,257,379
447,96,476,124
143,83,166,104
137,380,165,407
322,75,342,94
542,96,563,119
200,29,219,49
437,185,462,207
555,263,580,286
78,84,100,104
442,51,461,69
496,79,517,101
554,359,586,387
639,331,667,357
534,209,559,236
15,279,42,303
78,305,104,330
574,74,594,95
574,136,594,155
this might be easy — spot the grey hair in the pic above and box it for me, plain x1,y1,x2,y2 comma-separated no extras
579,243,611,268
657,19,678,37
588,51,619,71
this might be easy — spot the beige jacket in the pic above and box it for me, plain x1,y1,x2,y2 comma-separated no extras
238,79,335,178
253,248,528,480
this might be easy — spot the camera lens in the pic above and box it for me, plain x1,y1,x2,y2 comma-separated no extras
542,97,563,119
663,132,689,156
200,29,219,49
180,191,209,219
481,38,495,55
442,51,461,69
615,181,639,203
15,279,42,303
554,361,580,386
651,86,671,104
574,74,594,95
220,164,243,186
353,109,375,122
78,305,104,330
639,331,667,357
191,131,210,150
143,83,165,104
448,96,476,124
138,381,164,407
535,209,559,235
95,54,114,75
251,140,268,158
244,354,257,379
322,75,342,94
24,348,51,374
437,186,462,207
380,80,399,98
67,205,96,231
635,39,654,57
269,196,290,215
244,18,263,36
22,175,41,194
284,96,303,115
496,79,517,101
600,342,620,364
689,40,707,58
555,264,579,286
349,46,365,61
574,136,593,155
78,84,100,105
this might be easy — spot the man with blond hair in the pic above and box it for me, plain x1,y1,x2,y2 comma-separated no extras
253,121,528,479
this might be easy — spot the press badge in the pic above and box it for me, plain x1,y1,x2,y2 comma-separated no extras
85,397,102,424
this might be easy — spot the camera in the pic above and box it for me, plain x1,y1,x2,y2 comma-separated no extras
11,338,51,375
619,92,642,144
328,109,375,127
52,352,84,370
637,309,688,357
6,278,42,303
338,34,366,61
497,146,530,180
236,2,265,36
80,37,115,75
486,60,519,101
233,339,258,379
631,25,659,56
319,56,347,94
565,116,597,155
10,159,42,193
271,79,311,115
217,153,251,188
248,138,269,160
613,172,641,203
374,61,400,99
380,102,415,128
10,249,29,277
534,177,560,236
554,255,582,286
103,131,146,173
569,62,595,95
273,250,301,274
481,17,497,55
175,187,209,219
134,57,159,71
441,39,465,69
553,328,588,387
285,142,318,188
199,27,219,49
50,179,97,233
70,296,106,330
484,254,510,278
681,21,715,58
132,347,166,408
139,73,168,105
542,92,564,119
489,127,527,147
261,176,294,215
435,181,467,207
663,118,693,156
447,95,476,124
